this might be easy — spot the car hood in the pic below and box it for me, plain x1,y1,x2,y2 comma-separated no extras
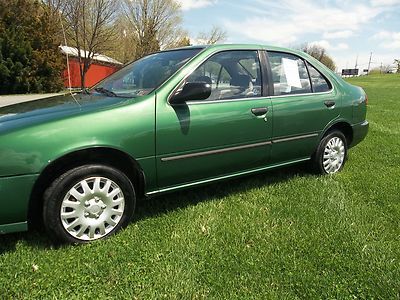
0,93,130,131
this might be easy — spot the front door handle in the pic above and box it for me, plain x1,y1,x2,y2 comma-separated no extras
324,100,335,108
251,107,269,116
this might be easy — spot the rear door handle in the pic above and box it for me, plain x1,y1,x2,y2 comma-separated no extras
251,107,268,116
324,100,335,108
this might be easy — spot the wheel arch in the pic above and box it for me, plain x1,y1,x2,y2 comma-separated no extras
321,121,353,146
28,147,146,228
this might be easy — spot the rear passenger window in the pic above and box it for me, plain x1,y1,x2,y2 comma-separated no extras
306,62,331,93
186,50,262,101
268,52,311,96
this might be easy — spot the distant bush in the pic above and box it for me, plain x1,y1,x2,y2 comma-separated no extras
369,64,395,75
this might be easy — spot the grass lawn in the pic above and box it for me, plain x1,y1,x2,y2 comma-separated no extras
0,74,399,299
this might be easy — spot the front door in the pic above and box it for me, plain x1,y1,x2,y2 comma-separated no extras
156,50,273,188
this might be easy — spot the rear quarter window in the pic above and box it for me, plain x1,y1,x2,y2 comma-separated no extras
306,62,332,93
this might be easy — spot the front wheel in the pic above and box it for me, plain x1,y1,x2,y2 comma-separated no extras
312,130,348,174
43,165,136,244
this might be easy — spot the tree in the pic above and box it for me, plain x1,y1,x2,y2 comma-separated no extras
299,43,336,71
41,0,69,43
381,64,394,73
109,17,138,64
0,0,64,94
196,25,227,45
369,64,393,74
122,0,185,60
394,59,400,73
174,36,191,47
61,0,120,88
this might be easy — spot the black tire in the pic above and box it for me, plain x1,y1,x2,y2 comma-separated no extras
312,130,348,175
43,164,136,244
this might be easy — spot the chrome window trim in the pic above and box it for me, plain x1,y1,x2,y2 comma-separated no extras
186,89,334,104
186,96,268,105
270,89,334,99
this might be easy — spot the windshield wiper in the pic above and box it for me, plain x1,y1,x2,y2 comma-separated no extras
94,87,118,97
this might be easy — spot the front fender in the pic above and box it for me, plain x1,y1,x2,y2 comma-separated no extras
0,97,155,177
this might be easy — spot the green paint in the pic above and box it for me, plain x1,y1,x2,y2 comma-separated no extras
0,44,368,233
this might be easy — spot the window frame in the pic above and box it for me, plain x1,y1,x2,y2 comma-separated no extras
265,50,334,97
167,49,269,105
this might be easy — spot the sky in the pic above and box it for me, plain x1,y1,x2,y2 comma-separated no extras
176,0,400,72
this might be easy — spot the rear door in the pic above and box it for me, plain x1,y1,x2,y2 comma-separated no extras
266,51,340,164
156,50,273,188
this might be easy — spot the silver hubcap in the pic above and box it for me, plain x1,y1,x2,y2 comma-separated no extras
323,137,345,174
60,177,125,241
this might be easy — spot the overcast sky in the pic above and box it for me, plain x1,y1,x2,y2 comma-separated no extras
177,0,400,71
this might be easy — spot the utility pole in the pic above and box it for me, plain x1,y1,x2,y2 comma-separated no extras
354,55,359,76
380,62,383,74
367,52,372,75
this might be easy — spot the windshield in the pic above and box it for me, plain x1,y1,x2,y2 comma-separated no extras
92,48,202,98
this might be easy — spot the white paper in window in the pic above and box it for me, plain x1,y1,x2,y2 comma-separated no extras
282,58,302,88
279,64,291,93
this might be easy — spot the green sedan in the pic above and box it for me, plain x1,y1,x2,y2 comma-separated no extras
0,44,368,243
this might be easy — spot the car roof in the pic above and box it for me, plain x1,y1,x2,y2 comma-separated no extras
170,43,306,57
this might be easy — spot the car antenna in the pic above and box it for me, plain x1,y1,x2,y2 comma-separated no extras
59,11,80,107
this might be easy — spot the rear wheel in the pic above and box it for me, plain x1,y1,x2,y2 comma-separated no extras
43,165,135,244
312,130,347,174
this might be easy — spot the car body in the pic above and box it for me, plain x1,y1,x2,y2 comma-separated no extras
0,44,368,242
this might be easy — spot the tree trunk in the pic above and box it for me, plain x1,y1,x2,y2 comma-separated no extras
80,72,86,89
79,59,85,90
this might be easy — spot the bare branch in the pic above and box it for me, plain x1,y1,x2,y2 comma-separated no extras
197,25,227,45
49,0,119,88
122,0,184,59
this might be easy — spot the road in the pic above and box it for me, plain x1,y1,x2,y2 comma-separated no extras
0,93,63,108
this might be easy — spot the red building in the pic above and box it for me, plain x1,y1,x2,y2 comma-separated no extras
60,46,123,88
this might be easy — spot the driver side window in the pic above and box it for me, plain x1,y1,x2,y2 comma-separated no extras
186,50,262,101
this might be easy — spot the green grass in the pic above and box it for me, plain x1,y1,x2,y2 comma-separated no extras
1,74,399,299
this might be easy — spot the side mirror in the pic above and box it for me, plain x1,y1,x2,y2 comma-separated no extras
170,82,211,105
